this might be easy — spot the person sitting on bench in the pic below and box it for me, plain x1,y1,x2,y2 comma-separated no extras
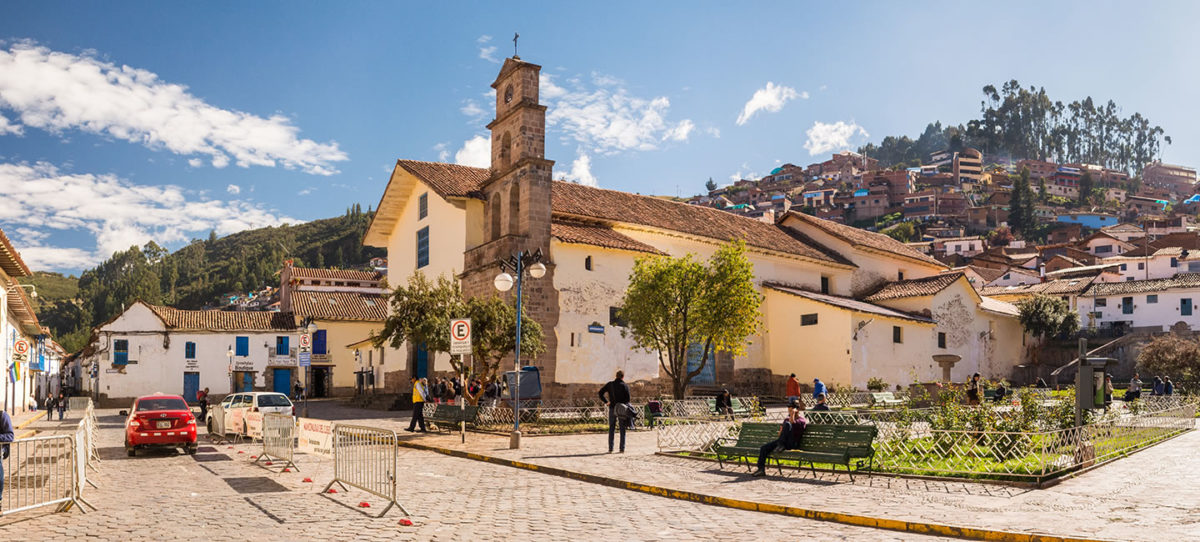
992,382,1007,403
752,409,807,477
811,393,830,411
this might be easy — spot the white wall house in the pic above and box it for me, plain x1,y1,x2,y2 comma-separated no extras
92,301,298,403
938,237,985,258
1078,274,1200,333
1079,232,1135,257
1,230,42,415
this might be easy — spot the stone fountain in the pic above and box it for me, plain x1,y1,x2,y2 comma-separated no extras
932,354,961,382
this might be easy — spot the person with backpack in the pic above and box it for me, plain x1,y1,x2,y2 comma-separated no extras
752,409,807,477
598,370,632,453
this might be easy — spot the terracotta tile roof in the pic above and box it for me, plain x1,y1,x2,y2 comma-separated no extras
979,296,1019,316
290,267,382,282
550,220,665,255
764,283,934,324
1044,263,1121,278
396,160,490,199
0,227,32,278
145,303,296,331
960,265,1005,283
781,211,945,267
980,277,1095,298
1085,273,1200,296
862,273,964,302
550,181,848,264
290,291,389,322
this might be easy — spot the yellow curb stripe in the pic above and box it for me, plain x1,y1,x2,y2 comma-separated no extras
398,440,1116,542
14,410,45,430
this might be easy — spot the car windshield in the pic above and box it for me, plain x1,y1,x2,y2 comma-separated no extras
136,398,188,412
257,394,291,407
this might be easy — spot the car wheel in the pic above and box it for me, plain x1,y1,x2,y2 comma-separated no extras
186,445,198,455
127,446,135,457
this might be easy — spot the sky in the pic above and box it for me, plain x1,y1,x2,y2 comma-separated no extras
2,1,1198,274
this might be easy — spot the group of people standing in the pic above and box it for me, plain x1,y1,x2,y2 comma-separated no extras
406,374,508,433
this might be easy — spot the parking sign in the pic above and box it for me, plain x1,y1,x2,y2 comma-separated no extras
450,318,471,355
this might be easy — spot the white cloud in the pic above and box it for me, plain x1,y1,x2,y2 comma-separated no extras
477,35,499,63
433,142,450,162
460,99,487,121
454,134,491,168
705,126,721,138
557,152,597,187
539,73,694,155
729,163,758,183
0,112,21,135
663,119,694,142
736,82,803,126
298,187,314,196
803,121,869,156
187,158,203,168
0,161,294,271
226,184,241,195
0,42,347,175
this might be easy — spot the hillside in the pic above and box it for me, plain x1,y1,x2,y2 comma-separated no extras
30,206,384,353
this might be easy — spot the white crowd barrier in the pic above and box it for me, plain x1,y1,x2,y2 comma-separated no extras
0,433,94,515
257,414,298,471
322,424,407,518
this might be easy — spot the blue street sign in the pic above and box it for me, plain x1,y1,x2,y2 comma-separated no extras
299,351,311,367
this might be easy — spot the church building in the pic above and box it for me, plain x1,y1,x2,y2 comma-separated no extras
364,56,1027,398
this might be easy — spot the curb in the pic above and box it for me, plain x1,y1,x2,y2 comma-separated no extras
14,410,46,439
398,440,1115,542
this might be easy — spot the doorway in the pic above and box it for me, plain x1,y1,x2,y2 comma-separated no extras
272,368,293,395
311,366,331,398
183,372,200,402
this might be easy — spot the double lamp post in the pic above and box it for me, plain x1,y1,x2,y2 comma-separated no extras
492,248,547,450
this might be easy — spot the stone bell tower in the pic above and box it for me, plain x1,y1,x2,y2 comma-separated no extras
461,56,560,387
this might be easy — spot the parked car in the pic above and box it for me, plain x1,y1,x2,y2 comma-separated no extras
206,392,294,434
123,394,197,456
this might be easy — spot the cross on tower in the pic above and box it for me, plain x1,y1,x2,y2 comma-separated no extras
513,32,520,58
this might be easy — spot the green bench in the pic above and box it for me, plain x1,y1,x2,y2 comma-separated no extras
707,397,754,417
713,422,877,480
983,388,1008,402
869,392,903,407
428,404,480,431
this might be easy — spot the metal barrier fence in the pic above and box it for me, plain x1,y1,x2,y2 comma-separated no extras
67,397,90,417
323,424,407,518
257,414,298,471
0,434,88,515
207,404,234,444
82,400,100,470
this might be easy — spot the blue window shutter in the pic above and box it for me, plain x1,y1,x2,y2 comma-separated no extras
276,336,289,356
114,339,129,365
236,336,249,357
185,342,196,359
416,227,430,268
314,330,327,355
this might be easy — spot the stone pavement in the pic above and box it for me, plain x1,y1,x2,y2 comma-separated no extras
0,408,949,541
338,404,1199,542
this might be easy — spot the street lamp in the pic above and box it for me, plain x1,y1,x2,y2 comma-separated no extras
493,248,548,450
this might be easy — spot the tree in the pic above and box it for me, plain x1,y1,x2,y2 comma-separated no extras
986,226,1014,247
620,240,763,398
464,295,545,402
1137,334,1200,381
1078,171,1094,207
1009,167,1035,235
705,177,717,192
1037,177,1048,203
373,271,466,362
1016,294,1079,367
884,222,916,243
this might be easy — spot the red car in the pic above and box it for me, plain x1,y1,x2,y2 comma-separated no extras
123,394,198,456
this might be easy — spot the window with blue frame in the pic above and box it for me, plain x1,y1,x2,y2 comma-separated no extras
235,336,249,357
276,336,289,356
313,330,327,354
185,341,196,359
416,227,430,268
418,193,428,219
113,339,129,365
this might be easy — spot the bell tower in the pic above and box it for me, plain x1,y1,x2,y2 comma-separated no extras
460,56,560,388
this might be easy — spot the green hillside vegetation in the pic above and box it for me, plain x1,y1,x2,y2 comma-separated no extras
29,206,383,353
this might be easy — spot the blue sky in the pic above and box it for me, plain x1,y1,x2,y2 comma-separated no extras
2,1,1198,273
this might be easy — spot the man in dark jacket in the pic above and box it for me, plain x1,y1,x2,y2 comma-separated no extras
598,370,631,453
752,409,807,476
1,407,15,510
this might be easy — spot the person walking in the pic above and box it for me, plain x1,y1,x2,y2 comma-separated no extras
1,406,15,512
55,392,66,421
406,377,429,432
598,370,631,453
197,387,210,423
1104,374,1114,408
785,373,801,406
812,378,827,400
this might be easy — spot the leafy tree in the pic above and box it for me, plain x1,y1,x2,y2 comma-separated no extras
1078,171,1094,207
620,240,762,398
1016,294,1079,368
1137,334,1200,381
208,230,218,244
464,295,545,402
884,221,916,243
705,177,717,192
373,271,466,357
1037,177,1048,203
986,226,1014,247
1008,167,1035,235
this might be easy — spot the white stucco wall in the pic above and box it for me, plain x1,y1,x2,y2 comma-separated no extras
384,176,467,288
1079,288,1200,331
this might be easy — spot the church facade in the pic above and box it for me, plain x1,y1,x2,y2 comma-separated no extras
364,56,1027,398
